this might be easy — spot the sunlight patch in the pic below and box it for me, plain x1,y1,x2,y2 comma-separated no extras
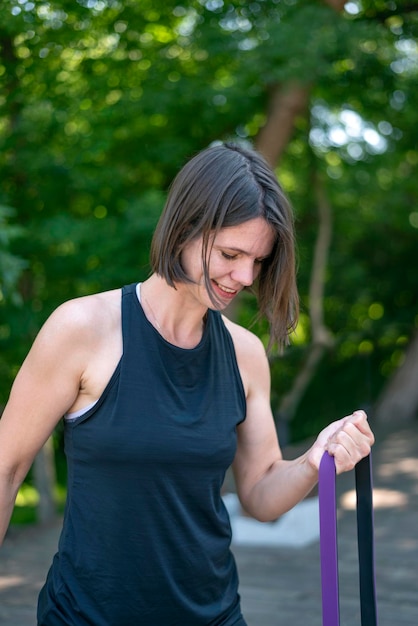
340,487,408,510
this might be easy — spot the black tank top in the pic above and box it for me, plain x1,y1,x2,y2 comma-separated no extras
38,283,247,625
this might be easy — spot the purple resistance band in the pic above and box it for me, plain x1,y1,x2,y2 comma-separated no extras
319,452,378,626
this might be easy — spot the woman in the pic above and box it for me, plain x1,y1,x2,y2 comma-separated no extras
0,143,374,625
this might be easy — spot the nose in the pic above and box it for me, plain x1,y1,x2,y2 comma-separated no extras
231,260,257,287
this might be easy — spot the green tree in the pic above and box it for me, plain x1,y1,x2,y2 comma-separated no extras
1,2,417,522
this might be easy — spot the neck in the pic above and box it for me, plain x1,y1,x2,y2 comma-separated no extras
140,275,207,349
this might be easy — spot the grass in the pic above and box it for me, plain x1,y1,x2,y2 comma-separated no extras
10,483,66,526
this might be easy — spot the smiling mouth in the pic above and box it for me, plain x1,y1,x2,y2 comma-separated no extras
213,281,238,295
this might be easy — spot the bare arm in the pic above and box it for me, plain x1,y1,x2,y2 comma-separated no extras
229,325,374,522
0,293,121,545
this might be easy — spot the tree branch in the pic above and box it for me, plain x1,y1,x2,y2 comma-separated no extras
255,83,310,168
276,174,334,422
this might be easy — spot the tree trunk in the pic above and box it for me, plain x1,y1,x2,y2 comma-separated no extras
324,0,346,10
374,331,418,423
276,174,334,423
254,72,335,427
255,83,310,167
254,0,347,165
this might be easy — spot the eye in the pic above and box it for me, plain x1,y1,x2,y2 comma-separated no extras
221,251,237,260
255,254,270,265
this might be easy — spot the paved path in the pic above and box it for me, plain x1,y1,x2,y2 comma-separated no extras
1,422,417,625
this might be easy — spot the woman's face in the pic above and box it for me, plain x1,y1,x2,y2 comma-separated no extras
180,217,276,310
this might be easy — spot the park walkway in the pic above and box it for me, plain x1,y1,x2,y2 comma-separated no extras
1,421,417,625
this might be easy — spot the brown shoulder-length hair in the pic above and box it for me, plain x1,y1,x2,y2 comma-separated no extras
150,142,299,350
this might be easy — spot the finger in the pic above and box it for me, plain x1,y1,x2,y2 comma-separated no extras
327,427,356,459
327,425,372,473
342,410,375,444
328,429,369,460
328,445,353,474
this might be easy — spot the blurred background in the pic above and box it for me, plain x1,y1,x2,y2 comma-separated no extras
0,0,417,524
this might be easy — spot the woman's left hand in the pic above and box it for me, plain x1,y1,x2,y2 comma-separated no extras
308,409,375,475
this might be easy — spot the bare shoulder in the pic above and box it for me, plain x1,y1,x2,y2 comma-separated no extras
222,315,265,355
38,287,123,384
11,288,124,416
47,288,121,338
0,289,124,483
222,315,270,396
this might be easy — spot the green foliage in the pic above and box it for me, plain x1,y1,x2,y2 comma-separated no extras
0,0,417,446
0,204,27,301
